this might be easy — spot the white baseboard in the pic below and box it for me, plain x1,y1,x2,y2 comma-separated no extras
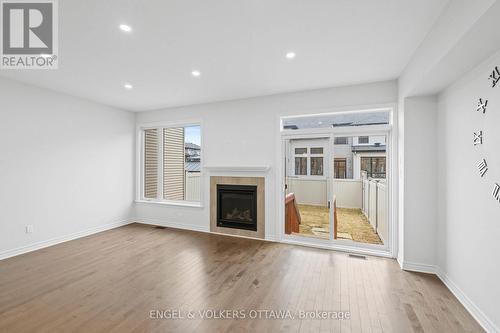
435,267,499,333
401,261,436,274
402,261,498,333
134,218,210,233
0,219,133,261
134,218,281,243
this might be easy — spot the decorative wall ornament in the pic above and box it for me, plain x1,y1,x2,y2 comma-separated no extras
489,66,499,88
477,159,488,177
473,131,483,145
493,183,500,203
474,65,499,204
476,98,488,113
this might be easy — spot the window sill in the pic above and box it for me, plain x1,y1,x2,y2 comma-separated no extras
135,200,204,208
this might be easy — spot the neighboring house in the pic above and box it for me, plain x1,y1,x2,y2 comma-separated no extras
285,113,388,180
336,135,386,179
184,142,201,201
185,142,201,163
288,136,386,181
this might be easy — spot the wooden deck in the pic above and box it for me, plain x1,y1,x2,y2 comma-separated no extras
0,223,482,332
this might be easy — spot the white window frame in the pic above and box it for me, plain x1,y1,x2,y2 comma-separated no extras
290,139,328,179
135,119,203,208
334,136,348,145
358,136,369,144
278,106,397,259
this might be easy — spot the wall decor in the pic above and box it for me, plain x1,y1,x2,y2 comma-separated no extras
474,65,500,204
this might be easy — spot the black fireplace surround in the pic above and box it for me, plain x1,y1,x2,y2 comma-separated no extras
216,184,257,231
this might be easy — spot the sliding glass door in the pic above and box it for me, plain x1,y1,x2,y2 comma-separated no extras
280,109,392,254
283,135,333,240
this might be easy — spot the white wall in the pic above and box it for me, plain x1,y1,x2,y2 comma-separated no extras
402,96,438,266
0,78,135,257
437,52,500,331
134,80,397,240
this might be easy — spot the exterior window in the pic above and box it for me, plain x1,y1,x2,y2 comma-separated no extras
361,157,386,178
310,147,324,175
144,129,158,199
310,147,323,154
310,157,323,175
142,125,201,202
295,157,307,175
358,136,369,144
334,137,348,145
334,158,346,179
293,146,324,176
295,148,307,154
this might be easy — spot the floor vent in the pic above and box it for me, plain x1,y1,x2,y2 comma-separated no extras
154,226,166,229
348,253,367,260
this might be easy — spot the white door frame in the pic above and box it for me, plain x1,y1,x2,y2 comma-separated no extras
278,116,395,258
283,132,335,242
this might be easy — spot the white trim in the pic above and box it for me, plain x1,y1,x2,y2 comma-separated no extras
435,267,500,333
278,107,396,257
135,218,281,243
135,119,204,205
281,124,392,137
135,218,210,233
0,219,133,261
401,261,436,274
135,199,203,208
401,262,499,333
282,237,393,258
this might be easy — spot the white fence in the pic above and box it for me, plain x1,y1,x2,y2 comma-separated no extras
185,172,201,201
286,176,387,243
333,179,362,208
287,178,327,206
286,178,362,208
362,179,387,244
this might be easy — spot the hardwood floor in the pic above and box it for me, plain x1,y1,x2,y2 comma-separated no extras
0,224,482,333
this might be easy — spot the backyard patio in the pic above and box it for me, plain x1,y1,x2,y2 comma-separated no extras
297,204,382,244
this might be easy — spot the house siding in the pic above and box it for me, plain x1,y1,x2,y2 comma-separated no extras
144,129,158,198
163,127,185,200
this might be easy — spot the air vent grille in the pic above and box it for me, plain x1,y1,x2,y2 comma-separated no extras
348,253,367,260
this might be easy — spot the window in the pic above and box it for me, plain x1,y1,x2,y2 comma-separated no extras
358,136,369,144
295,148,307,154
310,157,323,175
144,129,158,199
142,124,201,203
293,146,324,176
294,157,307,175
334,158,346,179
334,137,348,145
361,157,386,178
282,110,390,130
310,147,323,175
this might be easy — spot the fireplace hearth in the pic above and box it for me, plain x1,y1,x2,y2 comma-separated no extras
217,184,257,231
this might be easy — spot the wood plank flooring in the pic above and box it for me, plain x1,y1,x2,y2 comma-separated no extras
0,223,483,332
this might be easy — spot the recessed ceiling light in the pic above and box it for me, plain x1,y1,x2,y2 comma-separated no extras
119,24,132,32
191,70,201,77
286,52,296,59
124,83,133,90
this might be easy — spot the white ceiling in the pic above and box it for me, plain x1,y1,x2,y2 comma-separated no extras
0,0,449,111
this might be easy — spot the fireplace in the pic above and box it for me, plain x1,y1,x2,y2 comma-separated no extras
217,184,257,231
